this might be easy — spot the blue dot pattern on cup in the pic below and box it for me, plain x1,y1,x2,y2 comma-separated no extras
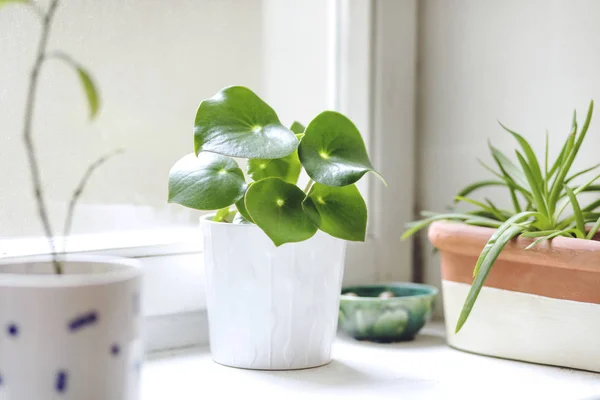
7,324,18,337
55,370,68,393
111,344,120,356
68,311,98,332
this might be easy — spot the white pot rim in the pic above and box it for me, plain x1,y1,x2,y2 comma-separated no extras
0,255,141,288
200,213,257,228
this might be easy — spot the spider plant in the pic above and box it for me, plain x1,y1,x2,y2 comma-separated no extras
402,101,600,333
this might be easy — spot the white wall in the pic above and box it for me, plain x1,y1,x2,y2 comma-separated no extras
418,0,600,308
0,0,329,238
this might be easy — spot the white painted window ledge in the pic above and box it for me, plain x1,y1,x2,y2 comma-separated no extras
141,321,600,400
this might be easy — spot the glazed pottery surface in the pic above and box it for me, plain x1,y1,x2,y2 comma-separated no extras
201,215,347,370
0,256,142,399
429,221,600,373
338,283,437,342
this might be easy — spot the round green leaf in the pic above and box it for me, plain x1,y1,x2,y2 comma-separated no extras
245,178,317,246
235,194,254,223
298,111,383,187
194,86,299,159
247,151,302,184
168,152,246,210
302,183,367,241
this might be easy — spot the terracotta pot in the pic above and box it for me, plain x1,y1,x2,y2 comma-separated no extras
429,221,600,372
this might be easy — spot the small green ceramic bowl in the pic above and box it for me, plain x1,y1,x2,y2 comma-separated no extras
338,283,438,343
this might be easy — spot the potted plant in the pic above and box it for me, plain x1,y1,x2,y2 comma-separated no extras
168,85,384,370
402,101,600,372
1,1,142,398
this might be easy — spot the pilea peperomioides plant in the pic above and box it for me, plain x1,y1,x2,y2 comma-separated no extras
168,86,385,246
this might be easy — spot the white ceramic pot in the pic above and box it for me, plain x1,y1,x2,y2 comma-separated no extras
0,256,142,400
201,215,347,370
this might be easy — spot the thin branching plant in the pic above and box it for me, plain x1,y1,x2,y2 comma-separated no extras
402,101,600,332
4,0,121,274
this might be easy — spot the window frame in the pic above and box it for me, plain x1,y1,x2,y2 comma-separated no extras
0,0,419,353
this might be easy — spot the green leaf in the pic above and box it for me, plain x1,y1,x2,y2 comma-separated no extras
454,196,506,221
586,216,600,240
554,173,600,220
526,229,576,250
302,183,367,241
50,53,101,120
194,86,298,159
298,111,384,187
489,144,529,190
455,180,506,201
0,0,28,8
247,151,302,184
76,65,100,119
401,213,503,240
245,178,317,246
549,101,594,207
290,121,305,134
582,198,600,213
564,185,586,237
235,193,254,223
514,151,549,218
232,212,253,224
456,223,525,333
168,152,246,210
214,206,236,223
472,211,536,277
499,122,544,189
547,133,570,181
566,163,600,184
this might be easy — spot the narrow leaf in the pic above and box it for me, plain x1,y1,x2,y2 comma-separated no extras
565,163,600,184
472,211,536,277
586,216,600,240
76,65,100,119
454,196,506,221
456,224,525,333
455,180,505,201
498,123,544,189
514,151,549,218
564,185,586,237
526,229,576,250
489,144,529,190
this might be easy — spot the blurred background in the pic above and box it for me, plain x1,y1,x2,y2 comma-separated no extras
3,0,600,312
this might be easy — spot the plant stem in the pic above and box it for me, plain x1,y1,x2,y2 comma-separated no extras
304,178,314,193
62,149,123,252
22,0,62,274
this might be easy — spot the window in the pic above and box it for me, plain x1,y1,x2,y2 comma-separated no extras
1,0,414,351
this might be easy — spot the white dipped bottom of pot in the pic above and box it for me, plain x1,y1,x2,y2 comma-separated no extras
443,281,600,372
430,221,600,373
201,215,347,370
0,256,142,399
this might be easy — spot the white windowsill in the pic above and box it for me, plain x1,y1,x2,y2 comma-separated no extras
142,321,600,400
0,228,208,352
0,227,202,259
